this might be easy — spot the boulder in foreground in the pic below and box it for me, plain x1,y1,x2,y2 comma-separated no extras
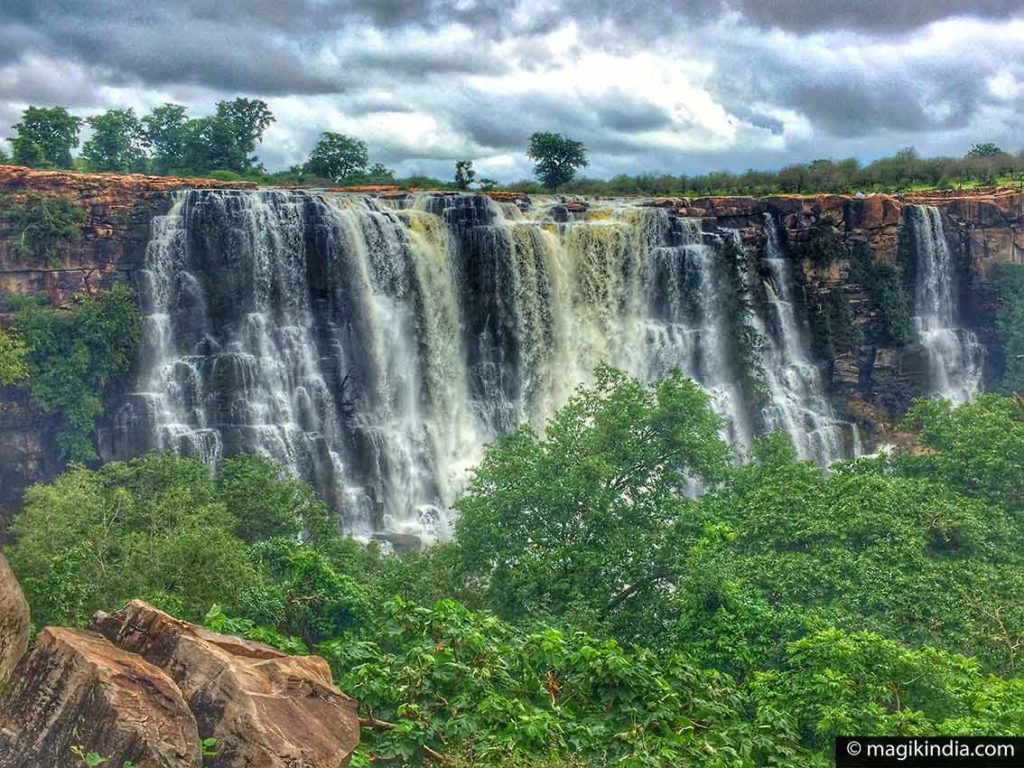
0,626,201,768
0,554,29,693
93,600,360,768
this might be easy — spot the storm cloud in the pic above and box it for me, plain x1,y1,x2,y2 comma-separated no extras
1,0,1023,179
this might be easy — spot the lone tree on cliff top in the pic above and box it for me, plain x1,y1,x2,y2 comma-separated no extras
304,132,369,183
527,132,588,191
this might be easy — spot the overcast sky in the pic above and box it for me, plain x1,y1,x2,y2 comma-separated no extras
2,1,1023,180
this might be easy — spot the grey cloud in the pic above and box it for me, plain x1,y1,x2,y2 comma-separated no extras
731,0,1024,33
3,0,1024,177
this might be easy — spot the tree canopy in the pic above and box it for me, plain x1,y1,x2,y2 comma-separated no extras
526,131,588,190
9,106,82,169
6,375,1024,765
82,108,148,173
304,132,369,183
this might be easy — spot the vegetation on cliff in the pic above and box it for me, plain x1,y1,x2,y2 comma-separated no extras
992,262,1024,392
7,284,140,462
5,368,1024,766
0,193,85,265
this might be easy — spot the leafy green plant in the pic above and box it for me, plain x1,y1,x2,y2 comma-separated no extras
790,216,843,264
321,596,811,767
0,325,28,385
70,746,108,767
0,193,85,265
848,243,914,345
10,283,140,461
200,738,219,759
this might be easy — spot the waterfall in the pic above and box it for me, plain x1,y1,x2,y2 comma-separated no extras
110,191,860,539
754,215,851,464
905,205,983,403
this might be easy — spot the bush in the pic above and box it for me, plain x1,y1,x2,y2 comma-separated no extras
0,193,85,265
10,283,140,461
990,262,1024,391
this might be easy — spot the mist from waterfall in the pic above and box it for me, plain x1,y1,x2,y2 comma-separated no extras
111,191,858,540
906,205,983,404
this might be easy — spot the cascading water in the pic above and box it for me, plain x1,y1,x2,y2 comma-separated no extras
754,215,853,463
109,191,859,539
905,205,983,403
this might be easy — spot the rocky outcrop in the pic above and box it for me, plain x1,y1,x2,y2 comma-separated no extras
0,626,201,768
0,554,28,692
92,600,360,768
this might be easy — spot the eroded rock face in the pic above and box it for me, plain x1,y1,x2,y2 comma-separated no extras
0,626,201,768
93,600,360,768
0,554,28,692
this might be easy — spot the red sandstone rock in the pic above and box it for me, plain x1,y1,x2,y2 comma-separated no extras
0,554,28,692
0,627,201,768
93,600,360,768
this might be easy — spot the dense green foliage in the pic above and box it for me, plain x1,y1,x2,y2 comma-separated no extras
848,244,915,346
6,370,1024,765
0,193,85,264
552,147,1024,197
82,108,148,173
304,132,370,183
991,262,1024,392
456,366,730,628
9,284,140,461
9,106,82,169
966,143,1006,158
0,325,27,384
527,132,589,190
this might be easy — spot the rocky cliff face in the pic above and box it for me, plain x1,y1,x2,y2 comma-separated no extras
1,164,1021,518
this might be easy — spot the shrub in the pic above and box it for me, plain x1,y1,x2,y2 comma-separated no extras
0,193,85,265
10,283,140,461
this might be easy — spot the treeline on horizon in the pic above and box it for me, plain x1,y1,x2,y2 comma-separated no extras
2,101,1024,195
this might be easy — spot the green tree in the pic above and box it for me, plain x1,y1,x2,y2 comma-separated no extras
142,103,189,173
526,132,587,190
216,453,337,546
753,629,1024,751
178,116,248,173
11,283,140,462
248,540,370,648
10,106,82,169
896,395,1024,514
215,98,274,167
965,143,1005,158
82,108,148,173
455,365,730,627
7,454,258,627
304,132,368,182
454,160,475,189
